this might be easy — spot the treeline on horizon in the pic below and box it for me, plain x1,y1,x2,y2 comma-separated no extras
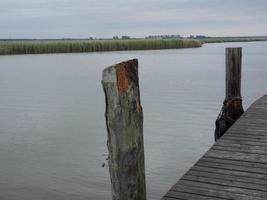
1,35,267,41
0,39,202,55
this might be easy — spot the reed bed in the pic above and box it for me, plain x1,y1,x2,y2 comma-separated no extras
0,39,202,55
201,36,267,43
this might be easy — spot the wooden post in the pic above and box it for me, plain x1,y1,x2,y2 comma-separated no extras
215,48,244,141
102,59,146,200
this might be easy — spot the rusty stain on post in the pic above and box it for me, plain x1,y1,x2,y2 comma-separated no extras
116,63,129,94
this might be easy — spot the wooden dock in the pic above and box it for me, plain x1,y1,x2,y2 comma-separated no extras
162,94,267,200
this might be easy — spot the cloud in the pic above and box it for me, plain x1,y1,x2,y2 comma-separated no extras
0,0,266,38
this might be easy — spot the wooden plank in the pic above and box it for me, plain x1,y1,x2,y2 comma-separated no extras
191,165,267,180
224,132,267,139
212,145,267,155
225,131,267,137
186,169,267,186
162,94,267,199
181,174,267,192
170,184,266,200
165,190,226,200
201,156,267,169
214,143,267,150
229,127,267,132
176,179,267,198
205,149,267,163
232,123,267,127
218,139,267,147
214,143,267,154
173,181,267,199
201,153,267,166
222,135,267,143
196,160,267,175
170,186,266,200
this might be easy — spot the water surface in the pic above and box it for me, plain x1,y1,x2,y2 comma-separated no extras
0,42,267,199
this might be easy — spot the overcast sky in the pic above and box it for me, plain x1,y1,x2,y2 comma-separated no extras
1,0,267,38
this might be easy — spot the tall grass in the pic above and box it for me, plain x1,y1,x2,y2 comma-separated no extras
0,39,202,55
200,36,267,43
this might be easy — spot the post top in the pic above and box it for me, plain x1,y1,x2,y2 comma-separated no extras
102,59,139,94
226,47,242,51
102,59,138,83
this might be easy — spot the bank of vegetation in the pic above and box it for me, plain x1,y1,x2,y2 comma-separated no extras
0,39,202,55
1,36,267,55
200,36,267,43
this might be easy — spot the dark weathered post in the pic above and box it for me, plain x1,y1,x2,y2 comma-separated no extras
215,48,244,141
102,59,146,200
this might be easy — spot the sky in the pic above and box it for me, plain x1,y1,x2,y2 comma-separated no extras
0,0,267,39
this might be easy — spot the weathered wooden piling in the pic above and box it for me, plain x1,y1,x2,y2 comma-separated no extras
215,47,244,141
102,59,146,200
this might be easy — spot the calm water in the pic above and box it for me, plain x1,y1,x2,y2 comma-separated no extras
0,42,267,200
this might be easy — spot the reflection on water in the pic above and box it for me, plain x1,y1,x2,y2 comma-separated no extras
0,42,267,199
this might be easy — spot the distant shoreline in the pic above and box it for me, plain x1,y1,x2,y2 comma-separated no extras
200,36,267,43
0,36,267,55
